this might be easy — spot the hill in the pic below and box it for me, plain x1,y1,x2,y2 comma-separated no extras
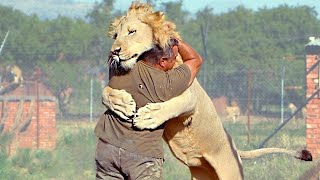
0,0,95,19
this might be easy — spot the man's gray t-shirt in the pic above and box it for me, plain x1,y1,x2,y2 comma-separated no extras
95,61,191,158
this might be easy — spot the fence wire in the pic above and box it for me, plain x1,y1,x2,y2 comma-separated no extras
0,56,308,149
199,60,307,150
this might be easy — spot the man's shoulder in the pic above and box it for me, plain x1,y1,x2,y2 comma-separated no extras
137,61,166,78
137,61,162,71
166,64,191,77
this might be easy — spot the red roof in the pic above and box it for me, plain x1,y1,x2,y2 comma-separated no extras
0,81,54,98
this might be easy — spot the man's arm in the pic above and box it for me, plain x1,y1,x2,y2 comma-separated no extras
153,39,203,101
177,39,203,86
133,40,203,130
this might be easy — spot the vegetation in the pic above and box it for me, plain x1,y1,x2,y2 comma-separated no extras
0,120,316,180
1,1,319,115
0,0,319,179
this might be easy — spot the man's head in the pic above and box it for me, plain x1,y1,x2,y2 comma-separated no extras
139,38,179,71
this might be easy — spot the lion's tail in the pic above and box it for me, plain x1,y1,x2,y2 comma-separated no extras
238,148,312,161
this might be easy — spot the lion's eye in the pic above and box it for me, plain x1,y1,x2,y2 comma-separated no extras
128,30,136,35
113,33,118,39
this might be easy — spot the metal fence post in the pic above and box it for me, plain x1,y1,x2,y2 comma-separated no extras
90,78,93,122
281,61,286,124
247,70,251,145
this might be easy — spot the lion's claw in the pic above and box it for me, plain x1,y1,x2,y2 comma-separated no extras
133,103,166,130
102,86,136,120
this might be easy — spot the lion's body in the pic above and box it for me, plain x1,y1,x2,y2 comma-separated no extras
104,2,311,179
163,80,244,179
1,64,24,85
226,105,241,123
106,3,243,179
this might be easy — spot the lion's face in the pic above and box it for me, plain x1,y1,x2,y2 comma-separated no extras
109,16,153,70
108,2,179,71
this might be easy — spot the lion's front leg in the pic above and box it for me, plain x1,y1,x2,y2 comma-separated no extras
133,87,196,130
102,86,136,120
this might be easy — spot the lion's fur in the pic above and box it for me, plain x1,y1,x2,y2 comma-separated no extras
226,106,241,123
105,2,312,179
108,1,179,54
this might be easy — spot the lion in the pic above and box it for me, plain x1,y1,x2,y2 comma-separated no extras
225,100,241,123
225,106,241,123
0,64,24,95
102,2,312,179
5,64,24,85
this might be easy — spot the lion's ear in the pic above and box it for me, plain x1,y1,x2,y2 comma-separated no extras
145,11,165,23
107,16,125,38
163,21,180,39
143,11,169,48
128,1,154,16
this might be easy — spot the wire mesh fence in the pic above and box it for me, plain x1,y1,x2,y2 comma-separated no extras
2,1,320,179
199,59,307,151
0,44,310,179
0,55,308,149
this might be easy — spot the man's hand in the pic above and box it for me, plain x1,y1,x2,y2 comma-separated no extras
102,86,136,120
176,39,203,86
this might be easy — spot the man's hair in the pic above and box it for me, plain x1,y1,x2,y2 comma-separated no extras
139,38,178,65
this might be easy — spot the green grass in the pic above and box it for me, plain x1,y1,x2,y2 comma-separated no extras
224,116,315,180
0,119,317,180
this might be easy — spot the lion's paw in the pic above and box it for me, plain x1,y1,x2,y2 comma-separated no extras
102,87,136,120
133,103,167,130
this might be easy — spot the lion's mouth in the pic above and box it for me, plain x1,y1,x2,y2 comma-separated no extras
108,53,139,69
112,53,138,63
120,53,138,62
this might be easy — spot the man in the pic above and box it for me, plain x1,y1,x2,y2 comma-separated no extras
94,38,202,180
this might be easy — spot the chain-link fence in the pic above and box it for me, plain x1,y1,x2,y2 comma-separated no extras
0,56,308,148
199,59,307,151
30,56,307,151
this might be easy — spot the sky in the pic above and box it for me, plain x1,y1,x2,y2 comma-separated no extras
114,0,319,14
0,0,319,19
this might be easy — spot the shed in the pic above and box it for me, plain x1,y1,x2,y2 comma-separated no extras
0,81,57,154
305,37,320,158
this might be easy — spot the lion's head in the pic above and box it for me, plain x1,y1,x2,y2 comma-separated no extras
107,1,179,71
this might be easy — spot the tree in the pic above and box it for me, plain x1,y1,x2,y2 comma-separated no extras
36,60,79,116
159,0,190,29
86,0,120,65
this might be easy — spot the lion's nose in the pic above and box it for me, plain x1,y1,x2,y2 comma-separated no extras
112,47,121,55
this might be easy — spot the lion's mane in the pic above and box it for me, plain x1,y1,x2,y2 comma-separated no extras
108,1,180,50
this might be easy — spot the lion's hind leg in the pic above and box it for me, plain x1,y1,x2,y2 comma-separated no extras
189,158,219,180
201,152,243,180
201,131,244,180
